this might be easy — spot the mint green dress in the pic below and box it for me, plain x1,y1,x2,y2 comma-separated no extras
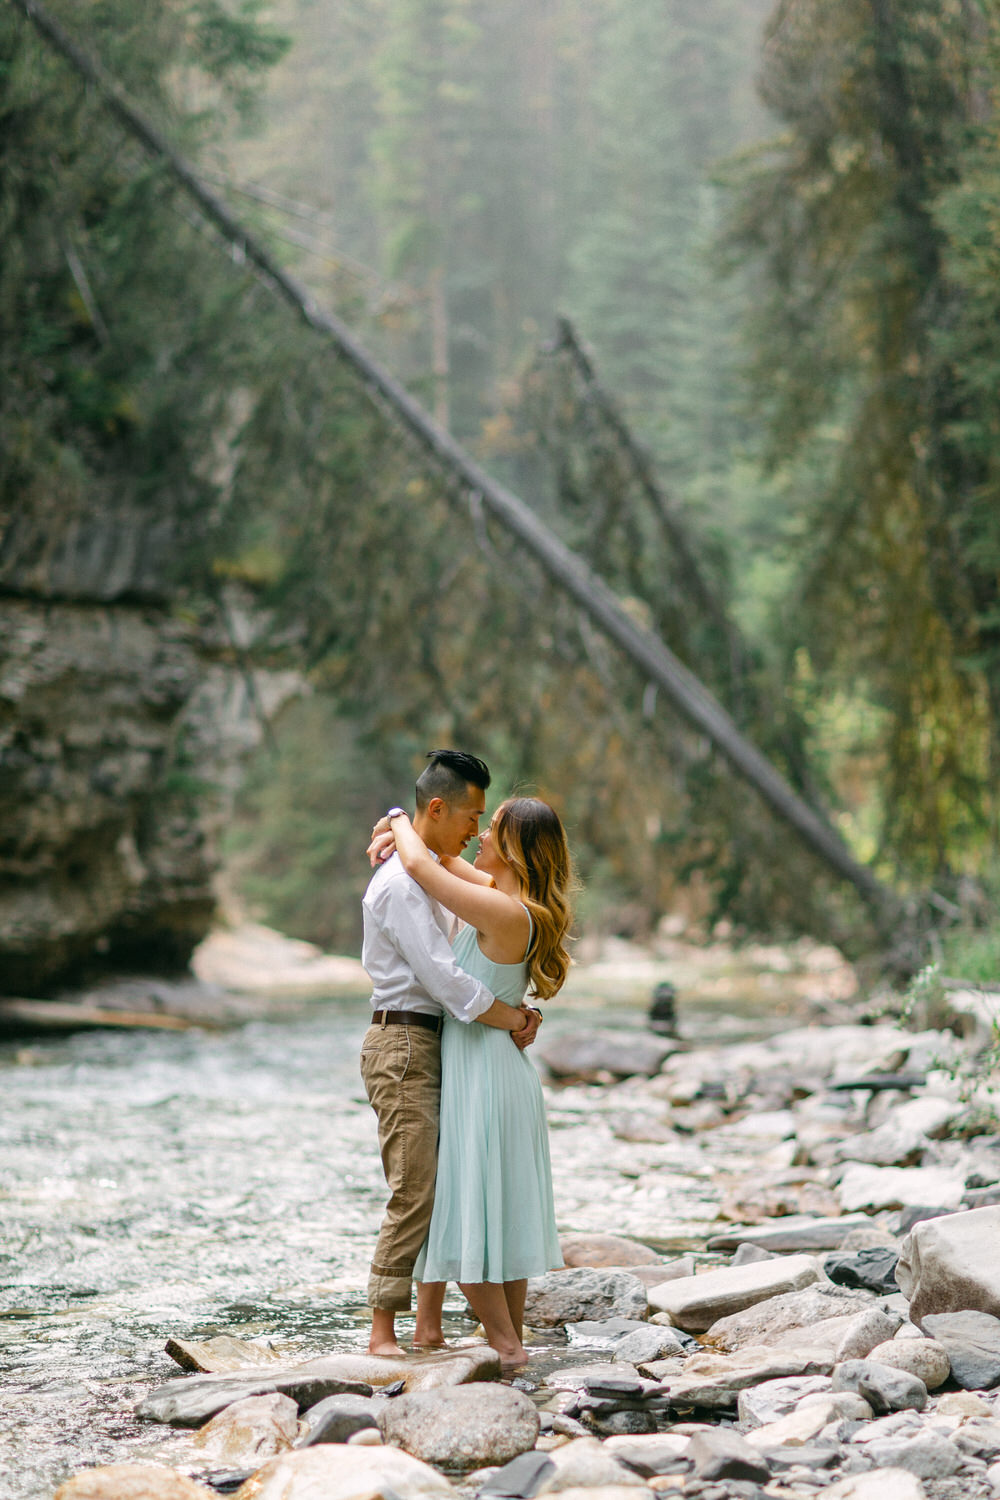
414,915,563,1284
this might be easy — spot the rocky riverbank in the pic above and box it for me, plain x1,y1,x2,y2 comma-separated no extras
48,1001,1000,1500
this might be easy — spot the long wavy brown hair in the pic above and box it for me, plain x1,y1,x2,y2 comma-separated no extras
491,797,573,1000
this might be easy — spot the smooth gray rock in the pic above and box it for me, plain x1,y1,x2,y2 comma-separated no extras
565,1319,647,1349
707,1215,875,1254
896,1206,1000,1324
377,1385,539,1469
294,1393,380,1446
192,1393,298,1465
835,1308,904,1362
831,1359,927,1413
602,1435,691,1476
612,1326,685,1365
953,1420,1000,1460
535,1437,650,1492
229,1445,455,1500
137,1364,373,1427
729,1244,780,1266
864,1434,962,1479
737,1375,832,1429
920,1310,1000,1389
525,1270,647,1328
536,1031,675,1081
479,1452,555,1498
687,1428,770,1483
702,1284,873,1352
647,1253,821,1333
838,1163,965,1213
864,1338,950,1389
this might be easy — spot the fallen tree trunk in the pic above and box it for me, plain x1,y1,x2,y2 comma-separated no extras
14,0,899,927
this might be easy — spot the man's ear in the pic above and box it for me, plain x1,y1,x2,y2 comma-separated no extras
425,797,446,822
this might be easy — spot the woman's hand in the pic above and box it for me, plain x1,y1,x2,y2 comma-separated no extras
367,829,396,868
511,1005,542,1050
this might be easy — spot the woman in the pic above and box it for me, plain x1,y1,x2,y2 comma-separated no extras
373,796,572,1365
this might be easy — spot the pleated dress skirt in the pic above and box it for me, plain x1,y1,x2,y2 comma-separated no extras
414,922,563,1284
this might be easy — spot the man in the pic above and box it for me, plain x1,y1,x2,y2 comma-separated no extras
360,749,540,1356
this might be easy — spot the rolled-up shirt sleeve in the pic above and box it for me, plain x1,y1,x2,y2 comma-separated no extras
380,880,494,1023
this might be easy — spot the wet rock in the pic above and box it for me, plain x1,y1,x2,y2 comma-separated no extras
701,1284,873,1352
896,1205,1000,1323
192,1392,299,1464
864,1338,950,1389
831,1359,928,1413
377,1384,539,1469
688,1427,770,1483
525,1270,647,1327
612,1326,685,1364
602,1434,691,1475
837,1164,965,1213
479,1452,555,1498
137,1362,374,1427
824,1246,900,1294
166,1336,284,1374
536,1031,675,1082
863,1434,962,1479
232,1444,455,1500
919,1310,1000,1389
819,1472,927,1500
565,1320,648,1350
647,1253,820,1332
545,1363,641,1392
559,1236,662,1268
535,1437,650,1492
707,1214,874,1254
737,1375,832,1428
54,1466,217,1500
835,1307,904,1362
293,1393,381,1446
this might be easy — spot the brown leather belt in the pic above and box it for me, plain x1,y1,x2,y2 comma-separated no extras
371,1009,442,1034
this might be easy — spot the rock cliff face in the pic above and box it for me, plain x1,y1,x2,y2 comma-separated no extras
0,496,297,995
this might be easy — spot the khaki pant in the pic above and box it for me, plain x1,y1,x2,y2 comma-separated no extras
360,1021,442,1311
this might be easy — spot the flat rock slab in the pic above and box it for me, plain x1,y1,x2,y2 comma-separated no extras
55,1467,217,1500
378,1385,539,1469
536,1031,675,1081
168,1341,496,1390
702,1284,874,1352
821,1469,927,1500
864,1434,962,1479
560,1235,662,1268
647,1253,821,1332
920,1310,1000,1389
601,1434,691,1475
525,1269,648,1327
566,1320,649,1349
687,1427,769,1482
647,1344,836,1408
838,1164,965,1213
706,1214,874,1253
479,1451,556,1498
232,1444,455,1500
138,1363,375,1427
166,1336,284,1374
737,1374,832,1428
896,1205,1000,1324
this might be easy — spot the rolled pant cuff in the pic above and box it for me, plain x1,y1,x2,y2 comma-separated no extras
368,1271,413,1312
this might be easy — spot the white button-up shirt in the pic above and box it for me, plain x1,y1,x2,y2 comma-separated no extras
361,852,494,1022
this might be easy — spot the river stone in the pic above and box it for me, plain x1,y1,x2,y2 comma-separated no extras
166,1336,284,1374
828,1097,961,1167
706,1214,875,1254
192,1392,299,1463
835,1308,904,1362
896,1206,1000,1324
646,1344,835,1408
831,1359,927,1413
920,1310,1000,1389
479,1452,555,1498
136,1362,374,1427
838,1163,965,1213
863,1434,963,1479
687,1427,770,1482
565,1319,646,1349
585,1410,658,1437
536,1031,675,1081
537,1439,649,1493
865,1338,950,1389
701,1284,873,1351
612,1326,685,1364
936,1390,993,1419
54,1466,217,1500
646,1253,820,1332
377,1384,538,1468
537,1489,654,1500
952,1420,1000,1460
737,1375,832,1428
825,1246,900,1294
602,1434,691,1475
819,1472,927,1500
560,1235,662,1268
525,1270,647,1327
232,1444,455,1500
294,1393,381,1446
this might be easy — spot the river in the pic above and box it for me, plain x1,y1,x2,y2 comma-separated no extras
0,959,824,1499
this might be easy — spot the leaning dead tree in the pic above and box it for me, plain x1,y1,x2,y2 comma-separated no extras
15,0,899,927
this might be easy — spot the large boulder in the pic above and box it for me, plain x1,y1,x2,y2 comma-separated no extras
837,1164,965,1213
559,1235,662,1268
525,1269,647,1327
377,1384,539,1469
54,1469,216,1500
895,1205,1000,1323
647,1254,821,1333
232,1445,455,1500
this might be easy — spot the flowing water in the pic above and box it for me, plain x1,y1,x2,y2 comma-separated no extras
0,968,815,1498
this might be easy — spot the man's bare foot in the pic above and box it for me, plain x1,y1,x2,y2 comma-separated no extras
412,1339,448,1351
368,1337,406,1357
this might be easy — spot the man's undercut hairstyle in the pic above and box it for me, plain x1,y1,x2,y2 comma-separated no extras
415,749,491,811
